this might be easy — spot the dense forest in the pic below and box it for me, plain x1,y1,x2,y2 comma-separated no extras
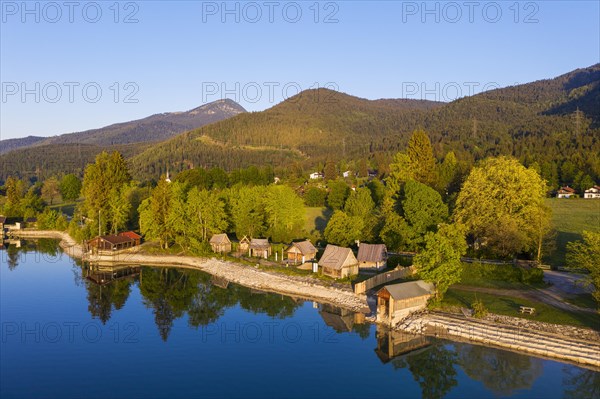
1,64,598,190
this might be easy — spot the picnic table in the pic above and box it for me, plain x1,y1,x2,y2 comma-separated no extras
519,306,536,314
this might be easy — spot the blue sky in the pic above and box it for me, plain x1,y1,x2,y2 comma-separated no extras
1,0,599,139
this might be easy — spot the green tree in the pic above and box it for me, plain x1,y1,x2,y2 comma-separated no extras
264,185,305,242
139,178,176,249
414,224,467,300
59,174,82,201
324,210,362,247
228,186,267,239
454,157,550,258
41,177,61,205
187,187,229,246
327,180,349,210
344,187,375,217
406,129,437,186
402,180,448,237
324,161,336,181
304,187,327,207
567,231,600,303
82,151,131,231
108,185,133,234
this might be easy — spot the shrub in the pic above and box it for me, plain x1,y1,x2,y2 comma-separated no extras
471,299,488,318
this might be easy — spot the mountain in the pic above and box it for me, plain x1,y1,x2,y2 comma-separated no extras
0,99,246,155
0,136,46,155
2,64,599,185
130,65,599,182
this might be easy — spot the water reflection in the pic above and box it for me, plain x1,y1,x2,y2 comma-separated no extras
81,264,304,341
391,340,459,399
456,343,544,396
563,366,600,399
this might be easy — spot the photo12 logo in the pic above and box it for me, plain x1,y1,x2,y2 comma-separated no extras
401,1,540,23
1,321,140,344
201,1,340,23
201,81,339,104
1,1,140,23
1,81,140,104
200,321,340,344
401,81,503,102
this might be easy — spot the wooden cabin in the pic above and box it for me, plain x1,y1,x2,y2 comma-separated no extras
376,280,435,326
86,234,137,253
318,244,359,279
118,231,142,246
357,243,388,271
209,233,232,253
238,236,251,253
249,238,271,258
286,240,317,265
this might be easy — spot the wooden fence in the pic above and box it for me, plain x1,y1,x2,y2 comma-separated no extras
354,266,416,295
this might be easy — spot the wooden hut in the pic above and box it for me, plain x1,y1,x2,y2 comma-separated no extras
118,231,142,246
357,243,388,271
209,233,232,253
286,240,317,265
86,234,137,253
318,244,359,279
238,236,251,253
376,280,434,326
249,238,272,258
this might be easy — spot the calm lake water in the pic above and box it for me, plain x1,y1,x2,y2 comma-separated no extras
1,240,598,399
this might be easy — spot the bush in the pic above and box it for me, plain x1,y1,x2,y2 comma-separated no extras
37,208,68,230
461,262,545,286
471,299,488,318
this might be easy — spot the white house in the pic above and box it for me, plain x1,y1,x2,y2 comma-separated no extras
342,170,352,178
309,172,324,180
584,186,600,199
557,186,576,198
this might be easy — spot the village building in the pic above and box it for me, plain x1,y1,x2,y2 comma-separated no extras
209,233,232,253
357,243,388,271
238,236,251,253
584,186,600,199
118,231,142,246
342,170,352,178
249,238,272,258
376,280,435,326
318,244,359,279
86,234,138,253
286,240,317,265
309,172,324,180
557,186,577,198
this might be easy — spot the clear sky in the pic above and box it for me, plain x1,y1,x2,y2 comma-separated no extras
1,0,598,140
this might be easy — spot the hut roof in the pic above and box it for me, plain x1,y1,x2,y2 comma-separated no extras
357,243,387,262
318,245,357,270
250,238,270,249
119,231,142,240
378,280,435,301
94,235,135,245
239,235,251,244
210,233,231,245
287,240,317,255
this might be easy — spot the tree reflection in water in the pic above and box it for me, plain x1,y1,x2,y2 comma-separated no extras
392,342,459,399
563,366,600,399
456,343,543,396
82,265,303,341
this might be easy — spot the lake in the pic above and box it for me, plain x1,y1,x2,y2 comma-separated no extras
1,240,598,398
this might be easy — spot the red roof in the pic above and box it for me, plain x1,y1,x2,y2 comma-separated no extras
559,186,576,193
118,231,142,240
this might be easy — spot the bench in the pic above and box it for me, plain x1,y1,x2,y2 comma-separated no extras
519,306,536,314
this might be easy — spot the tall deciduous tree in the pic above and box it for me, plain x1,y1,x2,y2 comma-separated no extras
327,180,350,210
567,231,600,303
139,178,176,249
406,129,437,186
414,223,467,301
228,186,267,239
454,156,551,258
264,185,305,243
324,210,363,247
59,174,82,201
41,177,61,205
187,187,228,245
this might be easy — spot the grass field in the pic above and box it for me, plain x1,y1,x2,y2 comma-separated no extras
304,207,332,234
544,198,600,267
442,288,600,330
